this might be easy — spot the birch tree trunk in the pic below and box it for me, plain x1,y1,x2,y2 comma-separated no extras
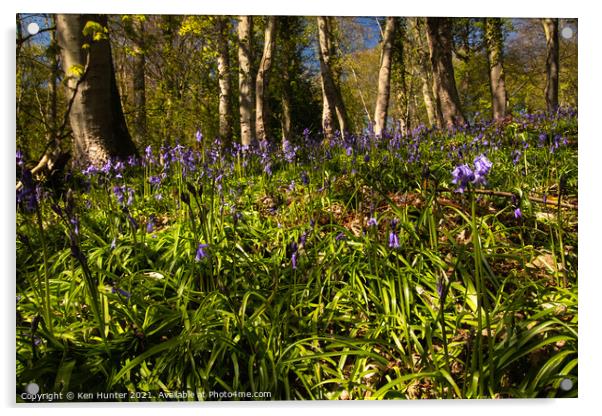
373,17,396,137
255,17,276,142
216,16,233,142
425,17,466,128
542,18,559,113
56,14,137,168
485,18,508,120
317,16,348,139
237,16,253,146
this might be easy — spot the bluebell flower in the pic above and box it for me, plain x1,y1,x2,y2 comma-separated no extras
473,154,492,185
195,243,209,261
283,139,297,163
514,208,522,219
367,217,378,227
113,186,125,204
101,159,112,175
451,164,474,193
149,176,161,186
70,217,79,236
82,165,98,176
112,287,131,300
388,231,400,249
146,215,154,233
16,150,24,167
300,171,310,186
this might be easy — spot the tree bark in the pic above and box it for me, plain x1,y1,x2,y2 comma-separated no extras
56,14,137,168
255,16,277,142
237,16,253,146
542,18,559,113
49,16,59,139
216,16,233,142
132,17,147,143
279,17,294,141
317,16,348,138
411,18,440,128
425,17,466,128
485,18,508,120
373,17,396,137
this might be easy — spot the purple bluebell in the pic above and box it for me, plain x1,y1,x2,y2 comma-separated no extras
538,133,547,147
101,159,112,175
113,185,125,205
146,215,154,233
473,154,492,185
127,188,134,206
195,243,209,261
514,208,522,219
112,287,131,300
451,164,474,193
300,171,310,186
16,150,24,167
70,217,79,236
367,217,378,227
82,165,98,176
388,231,400,249
149,176,161,186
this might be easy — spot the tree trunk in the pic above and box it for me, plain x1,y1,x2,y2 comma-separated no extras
411,18,441,128
542,18,559,113
280,18,293,141
132,17,147,143
373,17,396,137
317,16,348,138
425,17,466,128
237,16,253,146
216,17,233,142
56,14,137,168
49,16,59,139
485,18,508,120
255,16,276,142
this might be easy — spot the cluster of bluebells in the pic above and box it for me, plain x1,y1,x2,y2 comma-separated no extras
451,154,492,193
113,185,135,206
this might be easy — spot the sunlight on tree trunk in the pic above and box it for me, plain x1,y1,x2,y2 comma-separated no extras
56,14,137,168
255,17,277,142
542,18,559,113
426,17,466,128
216,17,233,143
373,17,396,137
237,16,253,146
485,18,508,120
317,17,348,139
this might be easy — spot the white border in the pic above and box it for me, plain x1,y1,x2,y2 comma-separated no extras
2,1,598,416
